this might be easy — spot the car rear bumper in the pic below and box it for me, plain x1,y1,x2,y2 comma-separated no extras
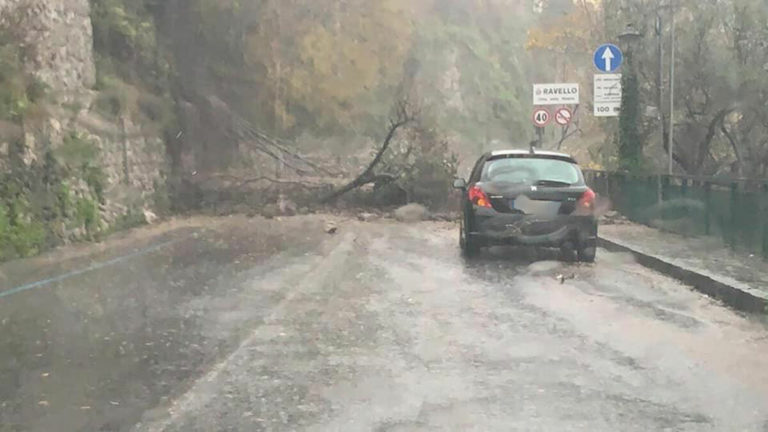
469,210,597,248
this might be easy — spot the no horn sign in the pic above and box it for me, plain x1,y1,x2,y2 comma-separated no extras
554,107,573,126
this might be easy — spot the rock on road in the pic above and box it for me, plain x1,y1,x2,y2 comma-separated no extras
2,216,768,431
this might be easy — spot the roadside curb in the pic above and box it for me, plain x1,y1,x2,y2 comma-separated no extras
598,236,768,314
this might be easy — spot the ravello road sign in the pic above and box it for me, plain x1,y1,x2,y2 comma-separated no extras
533,83,580,106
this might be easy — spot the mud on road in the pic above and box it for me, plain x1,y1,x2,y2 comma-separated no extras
2,215,768,431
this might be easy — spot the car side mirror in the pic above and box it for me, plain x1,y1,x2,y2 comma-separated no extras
453,178,467,190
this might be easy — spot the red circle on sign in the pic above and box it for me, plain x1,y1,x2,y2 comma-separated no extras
532,108,551,127
554,107,573,126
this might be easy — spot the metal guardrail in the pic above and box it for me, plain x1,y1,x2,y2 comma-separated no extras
584,170,768,258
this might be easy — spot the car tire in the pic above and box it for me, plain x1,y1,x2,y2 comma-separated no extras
460,218,480,258
464,235,480,258
560,241,577,262
578,246,597,263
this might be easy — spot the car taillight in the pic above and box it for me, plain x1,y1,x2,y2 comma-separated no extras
578,188,596,211
468,185,492,208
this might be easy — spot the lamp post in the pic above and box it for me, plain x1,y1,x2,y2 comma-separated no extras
655,13,665,175
668,0,676,175
617,24,643,172
618,24,643,61
650,1,677,175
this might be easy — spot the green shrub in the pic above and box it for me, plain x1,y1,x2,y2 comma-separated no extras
91,0,166,89
152,178,171,215
57,132,100,168
111,210,146,233
381,123,459,210
8,220,45,258
25,78,47,104
55,182,72,218
0,204,12,259
0,203,46,260
56,131,106,204
84,165,106,205
75,197,100,238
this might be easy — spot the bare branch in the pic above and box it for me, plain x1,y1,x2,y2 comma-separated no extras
320,99,417,203
696,108,734,173
721,122,743,176
209,174,329,191
231,116,339,176
556,105,581,150
234,138,313,175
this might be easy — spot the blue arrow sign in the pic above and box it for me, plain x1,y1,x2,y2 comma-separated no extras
593,44,623,73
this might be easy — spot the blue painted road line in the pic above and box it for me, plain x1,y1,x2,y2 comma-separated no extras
0,238,183,300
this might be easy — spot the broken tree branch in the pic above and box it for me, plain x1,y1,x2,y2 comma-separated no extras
556,105,581,150
231,116,339,176
235,138,313,175
320,100,418,203
721,122,743,177
697,107,734,173
209,174,329,191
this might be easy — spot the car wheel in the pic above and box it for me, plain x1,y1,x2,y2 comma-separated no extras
461,217,480,258
464,235,480,258
578,246,597,263
560,241,577,262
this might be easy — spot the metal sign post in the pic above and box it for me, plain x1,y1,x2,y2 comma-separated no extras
532,108,550,150
668,0,676,175
531,127,544,152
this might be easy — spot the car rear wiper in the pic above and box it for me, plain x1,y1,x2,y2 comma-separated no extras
535,179,572,187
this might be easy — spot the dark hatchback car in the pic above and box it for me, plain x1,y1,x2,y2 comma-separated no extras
454,150,598,262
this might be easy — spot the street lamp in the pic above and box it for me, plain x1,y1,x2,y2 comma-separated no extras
616,24,644,172
668,0,676,176
618,24,643,52
653,1,677,175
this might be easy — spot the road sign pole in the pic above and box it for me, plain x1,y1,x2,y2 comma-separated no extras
536,126,544,149
668,0,676,175
657,13,665,175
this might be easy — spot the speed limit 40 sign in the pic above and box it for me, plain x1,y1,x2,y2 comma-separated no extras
532,108,551,127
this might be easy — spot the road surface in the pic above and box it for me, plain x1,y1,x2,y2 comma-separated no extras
1,215,768,431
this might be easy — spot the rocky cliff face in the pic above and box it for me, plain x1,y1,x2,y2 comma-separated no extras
0,0,96,94
0,0,166,250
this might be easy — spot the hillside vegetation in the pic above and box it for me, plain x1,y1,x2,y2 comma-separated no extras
3,0,767,260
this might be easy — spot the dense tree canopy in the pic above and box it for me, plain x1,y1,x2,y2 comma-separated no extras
90,0,768,176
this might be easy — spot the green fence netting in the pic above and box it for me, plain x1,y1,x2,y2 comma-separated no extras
585,171,768,258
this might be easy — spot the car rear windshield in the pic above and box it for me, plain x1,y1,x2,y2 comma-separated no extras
480,157,583,185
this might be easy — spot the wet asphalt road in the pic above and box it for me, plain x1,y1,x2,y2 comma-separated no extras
2,216,768,431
